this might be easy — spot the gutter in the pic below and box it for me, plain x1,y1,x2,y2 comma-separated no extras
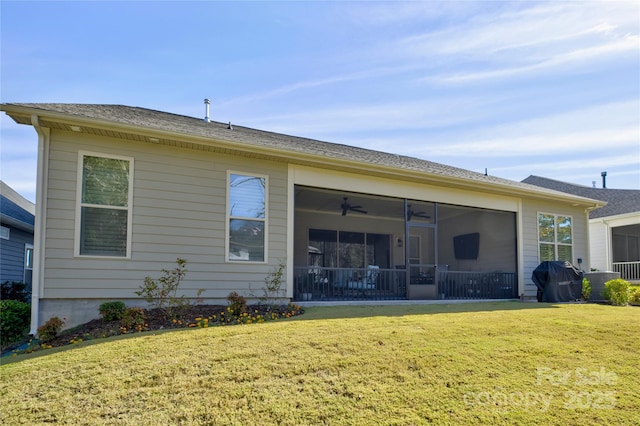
29,115,50,335
0,214,34,233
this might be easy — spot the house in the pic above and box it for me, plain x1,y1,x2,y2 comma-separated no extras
0,103,605,332
523,175,640,282
0,180,35,293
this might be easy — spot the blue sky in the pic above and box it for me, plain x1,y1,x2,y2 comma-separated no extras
1,1,639,202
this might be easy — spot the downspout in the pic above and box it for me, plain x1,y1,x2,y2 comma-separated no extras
29,115,50,335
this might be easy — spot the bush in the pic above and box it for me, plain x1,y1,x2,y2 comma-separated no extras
581,278,591,301
260,262,286,310
601,279,631,306
135,258,197,318
227,292,247,316
37,316,65,342
121,307,146,330
1,281,30,303
0,300,31,346
99,301,126,321
629,286,640,306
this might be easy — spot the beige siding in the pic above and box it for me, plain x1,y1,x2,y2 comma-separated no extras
43,129,288,302
520,199,589,298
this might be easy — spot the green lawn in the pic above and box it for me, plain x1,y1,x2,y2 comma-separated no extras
1,302,638,425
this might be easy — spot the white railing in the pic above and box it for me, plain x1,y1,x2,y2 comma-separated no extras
612,261,640,283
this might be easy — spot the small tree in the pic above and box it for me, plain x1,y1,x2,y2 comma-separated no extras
135,258,191,318
260,262,286,311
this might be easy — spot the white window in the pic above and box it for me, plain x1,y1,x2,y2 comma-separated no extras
226,171,267,262
75,152,133,257
0,226,9,240
24,244,34,270
538,213,573,262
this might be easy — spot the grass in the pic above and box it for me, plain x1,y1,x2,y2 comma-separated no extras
1,302,638,425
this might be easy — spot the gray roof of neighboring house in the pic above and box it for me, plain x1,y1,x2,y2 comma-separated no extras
522,175,640,219
0,181,35,232
1,103,605,207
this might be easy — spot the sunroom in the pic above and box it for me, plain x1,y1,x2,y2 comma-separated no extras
293,186,518,301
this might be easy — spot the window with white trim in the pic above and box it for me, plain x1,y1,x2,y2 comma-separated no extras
76,152,133,257
0,226,9,240
227,172,267,262
538,213,573,262
25,244,34,270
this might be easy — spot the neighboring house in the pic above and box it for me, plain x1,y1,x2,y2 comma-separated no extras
523,175,640,282
0,180,35,292
1,103,605,332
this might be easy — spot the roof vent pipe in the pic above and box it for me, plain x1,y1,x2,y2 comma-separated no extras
601,171,607,188
204,98,211,123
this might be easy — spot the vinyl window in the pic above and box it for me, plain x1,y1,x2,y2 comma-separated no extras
227,172,267,262
538,213,573,263
76,152,133,257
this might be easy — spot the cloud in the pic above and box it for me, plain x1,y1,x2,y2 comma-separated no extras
0,117,38,202
433,34,639,84
385,1,639,84
397,1,637,56
493,153,640,189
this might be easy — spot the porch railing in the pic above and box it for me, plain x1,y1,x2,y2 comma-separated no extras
439,271,518,299
293,267,518,301
294,267,406,301
612,261,640,283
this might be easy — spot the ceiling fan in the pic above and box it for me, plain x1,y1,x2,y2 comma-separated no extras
341,197,367,216
407,205,431,221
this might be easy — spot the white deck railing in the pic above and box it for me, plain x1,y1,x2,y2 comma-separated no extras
612,261,640,283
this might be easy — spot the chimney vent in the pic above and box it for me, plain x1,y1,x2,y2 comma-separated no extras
601,171,607,188
204,99,211,123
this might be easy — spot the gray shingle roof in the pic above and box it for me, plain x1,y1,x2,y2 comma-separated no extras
522,175,640,219
1,103,604,206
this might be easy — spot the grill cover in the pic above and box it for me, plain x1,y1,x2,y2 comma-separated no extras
532,261,583,302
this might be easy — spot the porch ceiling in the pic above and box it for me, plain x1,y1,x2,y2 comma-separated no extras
295,187,408,220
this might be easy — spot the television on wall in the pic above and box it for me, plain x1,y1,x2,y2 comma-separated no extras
453,232,480,260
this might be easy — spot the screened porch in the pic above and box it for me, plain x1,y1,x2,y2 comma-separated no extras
293,186,519,301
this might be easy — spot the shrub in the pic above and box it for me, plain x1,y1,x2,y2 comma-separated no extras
581,278,592,301
629,286,640,306
260,262,286,310
37,316,65,342
227,292,247,316
135,258,191,318
1,281,30,303
0,300,31,346
121,307,146,330
601,278,631,306
99,301,126,321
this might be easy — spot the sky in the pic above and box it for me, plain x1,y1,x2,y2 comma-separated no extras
1,1,639,203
